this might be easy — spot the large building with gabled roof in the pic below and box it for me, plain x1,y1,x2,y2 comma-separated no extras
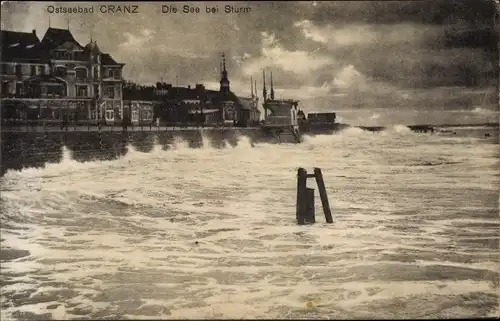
1,27,125,124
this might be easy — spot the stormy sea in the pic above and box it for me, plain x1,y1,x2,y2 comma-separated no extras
1,111,499,319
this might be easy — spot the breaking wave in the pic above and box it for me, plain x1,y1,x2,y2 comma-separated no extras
1,128,498,319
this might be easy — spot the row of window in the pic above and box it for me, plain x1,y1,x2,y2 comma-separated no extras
2,81,121,98
75,85,120,98
52,66,121,79
88,109,153,121
52,50,89,61
1,64,46,76
1,63,121,80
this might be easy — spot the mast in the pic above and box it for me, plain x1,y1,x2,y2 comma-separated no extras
254,79,257,100
270,70,275,100
262,69,267,102
251,76,254,98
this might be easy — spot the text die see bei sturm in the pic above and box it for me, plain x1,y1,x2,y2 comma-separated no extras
162,5,252,14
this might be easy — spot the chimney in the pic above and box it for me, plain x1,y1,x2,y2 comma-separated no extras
32,29,36,36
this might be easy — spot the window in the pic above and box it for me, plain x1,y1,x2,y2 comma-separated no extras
47,84,66,97
54,66,67,78
15,65,22,76
30,65,36,76
114,102,122,120
107,86,114,98
15,82,22,96
76,85,88,97
108,69,114,78
75,68,87,80
5,64,14,75
132,110,139,121
114,69,121,79
54,50,64,60
93,84,99,97
94,68,98,79
1,81,8,94
105,109,114,121
142,111,153,121
38,65,45,75
90,108,98,120
4,81,16,94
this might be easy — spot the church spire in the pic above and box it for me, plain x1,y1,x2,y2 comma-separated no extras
270,70,275,100
219,52,230,93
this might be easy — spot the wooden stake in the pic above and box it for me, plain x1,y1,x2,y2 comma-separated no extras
304,187,315,224
296,167,307,225
314,167,333,223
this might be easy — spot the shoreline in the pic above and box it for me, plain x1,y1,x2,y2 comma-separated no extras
0,122,497,133
0,125,262,133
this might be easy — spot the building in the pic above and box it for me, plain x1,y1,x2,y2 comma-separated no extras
237,77,261,125
212,53,260,127
261,70,299,130
147,53,260,127
1,27,124,124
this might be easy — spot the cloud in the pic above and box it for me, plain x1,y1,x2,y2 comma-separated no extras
1,1,496,109
118,29,153,52
241,31,334,80
294,19,434,49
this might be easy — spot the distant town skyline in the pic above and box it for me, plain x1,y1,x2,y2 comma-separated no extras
2,0,498,106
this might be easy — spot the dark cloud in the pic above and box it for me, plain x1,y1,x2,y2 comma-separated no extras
308,0,497,28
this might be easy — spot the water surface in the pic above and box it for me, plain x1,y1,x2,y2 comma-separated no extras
1,125,498,319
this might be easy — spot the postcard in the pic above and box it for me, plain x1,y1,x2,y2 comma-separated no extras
1,1,499,319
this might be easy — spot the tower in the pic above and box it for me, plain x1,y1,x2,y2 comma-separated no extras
86,39,103,118
219,52,230,93
270,70,275,100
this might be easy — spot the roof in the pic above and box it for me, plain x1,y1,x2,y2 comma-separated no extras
101,53,123,65
238,97,254,110
1,30,42,62
168,87,205,100
84,41,101,54
40,28,83,50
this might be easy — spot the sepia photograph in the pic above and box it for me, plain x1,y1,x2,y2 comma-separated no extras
0,0,499,319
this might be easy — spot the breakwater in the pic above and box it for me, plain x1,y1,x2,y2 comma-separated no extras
0,127,270,176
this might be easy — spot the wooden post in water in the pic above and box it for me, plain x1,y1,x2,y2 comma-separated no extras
304,187,315,224
295,167,333,225
314,167,333,223
296,168,307,225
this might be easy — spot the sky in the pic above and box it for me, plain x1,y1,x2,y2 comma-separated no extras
1,0,499,110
